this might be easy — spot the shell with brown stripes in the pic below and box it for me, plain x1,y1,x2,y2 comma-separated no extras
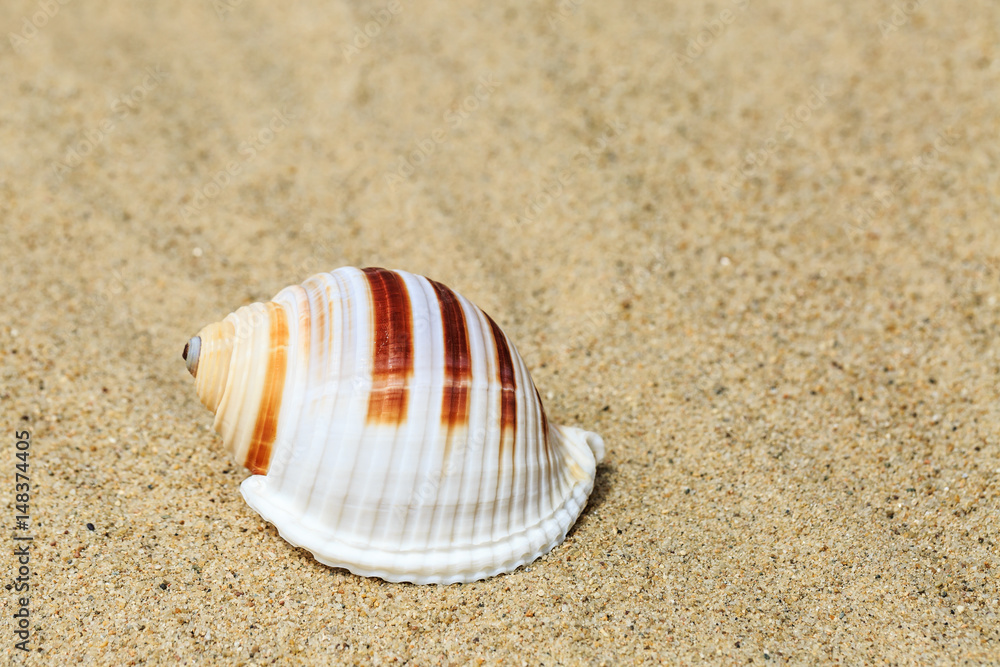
182,267,604,584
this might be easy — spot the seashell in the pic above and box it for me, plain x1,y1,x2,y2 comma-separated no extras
182,267,604,584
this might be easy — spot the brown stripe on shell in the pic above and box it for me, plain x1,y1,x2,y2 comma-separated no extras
245,302,289,475
362,268,414,424
533,381,554,525
533,383,549,452
486,314,517,460
429,279,472,459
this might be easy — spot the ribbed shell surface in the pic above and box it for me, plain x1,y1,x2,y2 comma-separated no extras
188,267,604,584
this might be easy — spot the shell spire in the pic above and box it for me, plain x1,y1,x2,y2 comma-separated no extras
183,267,604,584
184,304,289,474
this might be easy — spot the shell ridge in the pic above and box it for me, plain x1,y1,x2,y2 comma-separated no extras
526,360,548,540
435,281,475,551
244,302,289,474
325,268,373,538
476,307,506,546
209,313,244,452
216,305,268,464
351,271,417,544
453,290,490,548
360,269,410,546
268,284,313,510
419,277,476,551
522,377,542,528
293,273,342,520
379,271,431,552
406,274,451,552
238,303,275,464
547,422,571,500
537,384,557,529
533,383,555,521
486,314,518,548
515,350,544,538
370,270,437,550
545,413,560,524
294,270,357,532
509,333,531,542
469,300,500,546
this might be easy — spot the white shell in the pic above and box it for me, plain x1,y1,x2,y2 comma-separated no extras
183,267,604,584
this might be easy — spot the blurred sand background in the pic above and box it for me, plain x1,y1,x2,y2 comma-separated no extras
2,0,999,663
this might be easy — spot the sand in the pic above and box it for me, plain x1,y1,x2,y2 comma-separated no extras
1,0,999,663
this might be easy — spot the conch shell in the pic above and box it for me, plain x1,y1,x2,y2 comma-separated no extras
182,267,604,584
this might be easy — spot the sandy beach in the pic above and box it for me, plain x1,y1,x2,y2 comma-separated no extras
1,0,999,663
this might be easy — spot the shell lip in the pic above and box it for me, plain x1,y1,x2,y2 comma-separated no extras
183,336,201,377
